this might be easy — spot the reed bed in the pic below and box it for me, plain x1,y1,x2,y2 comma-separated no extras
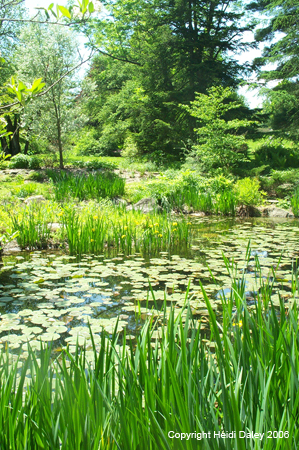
11,203,56,250
62,207,190,256
0,259,298,449
9,202,191,255
161,186,235,215
47,171,125,202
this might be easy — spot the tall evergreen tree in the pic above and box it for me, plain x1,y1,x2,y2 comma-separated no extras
252,0,299,139
85,0,253,159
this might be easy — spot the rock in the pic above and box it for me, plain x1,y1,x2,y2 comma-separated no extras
182,204,193,214
237,205,261,217
24,195,46,205
126,197,158,214
237,204,294,218
262,206,294,218
49,222,62,232
112,197,128,207
2,239,22,254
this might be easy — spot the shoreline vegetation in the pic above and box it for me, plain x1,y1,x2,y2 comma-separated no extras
0,160,298,255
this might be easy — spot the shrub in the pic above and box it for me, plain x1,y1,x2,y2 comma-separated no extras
14,182,39,198
27,171,47,182
28,155,41,169
254,139,299,169
74,130,103,156
183,86,256,172
9,154,41,169
70,159,117,171
9,153,31,169
234,177,265,206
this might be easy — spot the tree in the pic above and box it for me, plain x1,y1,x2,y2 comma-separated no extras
83,0,254,160
15,24,80,168
0,0,97,147
183,86,256,172
251,0,299,139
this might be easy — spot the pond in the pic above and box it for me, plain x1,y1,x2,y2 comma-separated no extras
1,216,299,359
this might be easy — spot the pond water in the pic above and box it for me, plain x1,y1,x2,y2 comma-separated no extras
1,217,299,357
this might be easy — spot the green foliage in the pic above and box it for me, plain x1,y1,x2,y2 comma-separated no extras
0,255,298,448
259,169,299,195
234,177,265,206
184,87,256,172
70,159,117,171
291,188,299,218
83,0,250,159
14,182,39,199
254,138,299,169
47,171,125,202
73,129,103,156
9,154,41,169
11,203,54,250
26,171,47,182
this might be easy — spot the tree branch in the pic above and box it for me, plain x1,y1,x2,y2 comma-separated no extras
0,51,95,111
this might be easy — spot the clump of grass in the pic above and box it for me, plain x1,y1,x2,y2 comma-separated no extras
0,255,298,449
291,187,299,217
47,171,125,202
214,190,236,215
62,207,191,256
10,203,59,250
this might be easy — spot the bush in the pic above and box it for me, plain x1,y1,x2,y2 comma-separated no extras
9,154,31,169
28,156,41,169
234,177,265,206
74,130,103,156
70,159,117,171
9,154,41,169
254,139,299,169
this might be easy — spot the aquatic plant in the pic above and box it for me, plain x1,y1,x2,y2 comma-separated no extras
0,265,298,449
11,203,55,250
215,190,236,215
291,187,299,217
62,207,190,256
47,171,125,202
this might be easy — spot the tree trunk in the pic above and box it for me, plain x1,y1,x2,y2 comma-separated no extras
6,115,21,156
57,118,64,169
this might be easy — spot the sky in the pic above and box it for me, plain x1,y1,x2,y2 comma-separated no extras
25,0,267,109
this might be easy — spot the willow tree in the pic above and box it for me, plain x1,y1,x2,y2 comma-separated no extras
15,24,80,168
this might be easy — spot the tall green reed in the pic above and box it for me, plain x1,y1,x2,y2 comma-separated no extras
62,207,191,256
11,203,54,250
47,171,125,202
1,253,298,449
291,187,299,217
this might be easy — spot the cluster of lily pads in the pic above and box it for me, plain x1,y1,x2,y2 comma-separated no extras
1,217,299,359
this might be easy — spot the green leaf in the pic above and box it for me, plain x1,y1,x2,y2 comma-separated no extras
88,2,95,13
58,5,71,19
30,78,43,92
48,3,54,9
18,81,27,92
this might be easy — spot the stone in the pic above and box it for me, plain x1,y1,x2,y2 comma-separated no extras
2,239,22,254
49,223,62,233
126,197,158,214
24,195,46,205
112,197,128,207
262,206,294,218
